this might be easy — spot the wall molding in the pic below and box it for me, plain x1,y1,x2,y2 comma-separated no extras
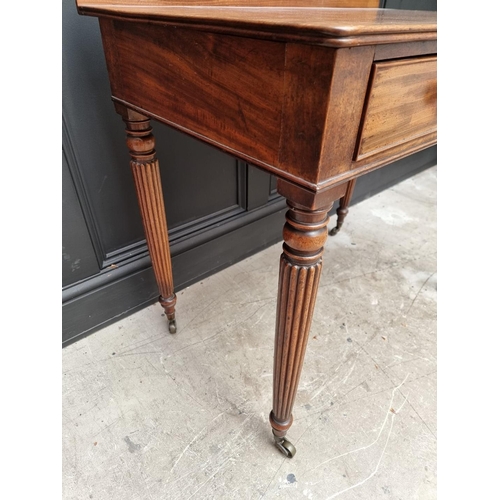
63,199,288,346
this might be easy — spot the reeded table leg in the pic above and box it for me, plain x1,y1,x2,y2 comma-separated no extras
116,104,177,333
329,178,357,236
270,200,332,457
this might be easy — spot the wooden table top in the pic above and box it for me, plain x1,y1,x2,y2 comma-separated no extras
76,1,436,46
78,0,436,205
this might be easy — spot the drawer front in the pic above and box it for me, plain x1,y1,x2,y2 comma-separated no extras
355,56,437,161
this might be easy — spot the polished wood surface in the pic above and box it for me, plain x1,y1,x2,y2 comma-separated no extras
77,1,437,457
100,19,286,167
374,40,436,61
356,56,437,161
78,2,436,47
98,18,436,197
78,0,379,6
270,201,332,454
329,179,357,236
116,104,178,334
279,44,375,185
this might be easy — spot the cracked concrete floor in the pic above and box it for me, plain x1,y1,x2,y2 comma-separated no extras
62,166,437,500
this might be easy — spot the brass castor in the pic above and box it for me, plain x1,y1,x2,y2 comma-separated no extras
329,206,349,236
329,225,341,236
274,436,296,458
168,319,177,334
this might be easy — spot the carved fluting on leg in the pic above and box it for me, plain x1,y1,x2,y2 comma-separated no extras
329,178,357,236
272,258,322,427
121,110,177,333
270,201,332,456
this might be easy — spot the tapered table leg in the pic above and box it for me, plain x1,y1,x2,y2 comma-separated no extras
329,178,357,236
270,200,332,457
116,104,177,333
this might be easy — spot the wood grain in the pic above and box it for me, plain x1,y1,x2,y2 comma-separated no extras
374,40,437,61
78,3,437,47
78,0,379,7
277,45,375,185
270,201,332,439
355,56,437,161
101,19,285,168
317,46,375,180
78,1,438,453
98,12,437,193
116,104,177,325
276,179,348,211
277,43,337,186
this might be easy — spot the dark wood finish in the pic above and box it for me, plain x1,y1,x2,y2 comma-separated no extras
81,0,379,6
279,44,375,185
76,1,437,456
95,14,436,194
329,179,357,236
116,103,178,333
100,19,286,168
277,179,348,211
374,40,436,60
78,3,436,47
345,127,437,183
355,56,437,161
270,201,332,448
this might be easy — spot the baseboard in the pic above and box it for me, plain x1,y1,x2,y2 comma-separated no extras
62,203,287,346
63,146,436,347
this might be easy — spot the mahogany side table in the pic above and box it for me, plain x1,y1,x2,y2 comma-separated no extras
75,0,437,457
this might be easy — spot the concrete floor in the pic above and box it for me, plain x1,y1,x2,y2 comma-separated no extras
62,166,437,500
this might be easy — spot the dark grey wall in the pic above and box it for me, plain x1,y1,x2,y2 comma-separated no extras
384,0,437,10
62,0,436,346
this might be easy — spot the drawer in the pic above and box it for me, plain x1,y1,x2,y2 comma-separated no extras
355,56,437,161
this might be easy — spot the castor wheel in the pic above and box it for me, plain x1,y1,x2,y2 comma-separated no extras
329,226,340,236
274,437,296,458
168,319,177,334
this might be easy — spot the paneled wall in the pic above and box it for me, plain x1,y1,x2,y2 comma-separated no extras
62,0,437,346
